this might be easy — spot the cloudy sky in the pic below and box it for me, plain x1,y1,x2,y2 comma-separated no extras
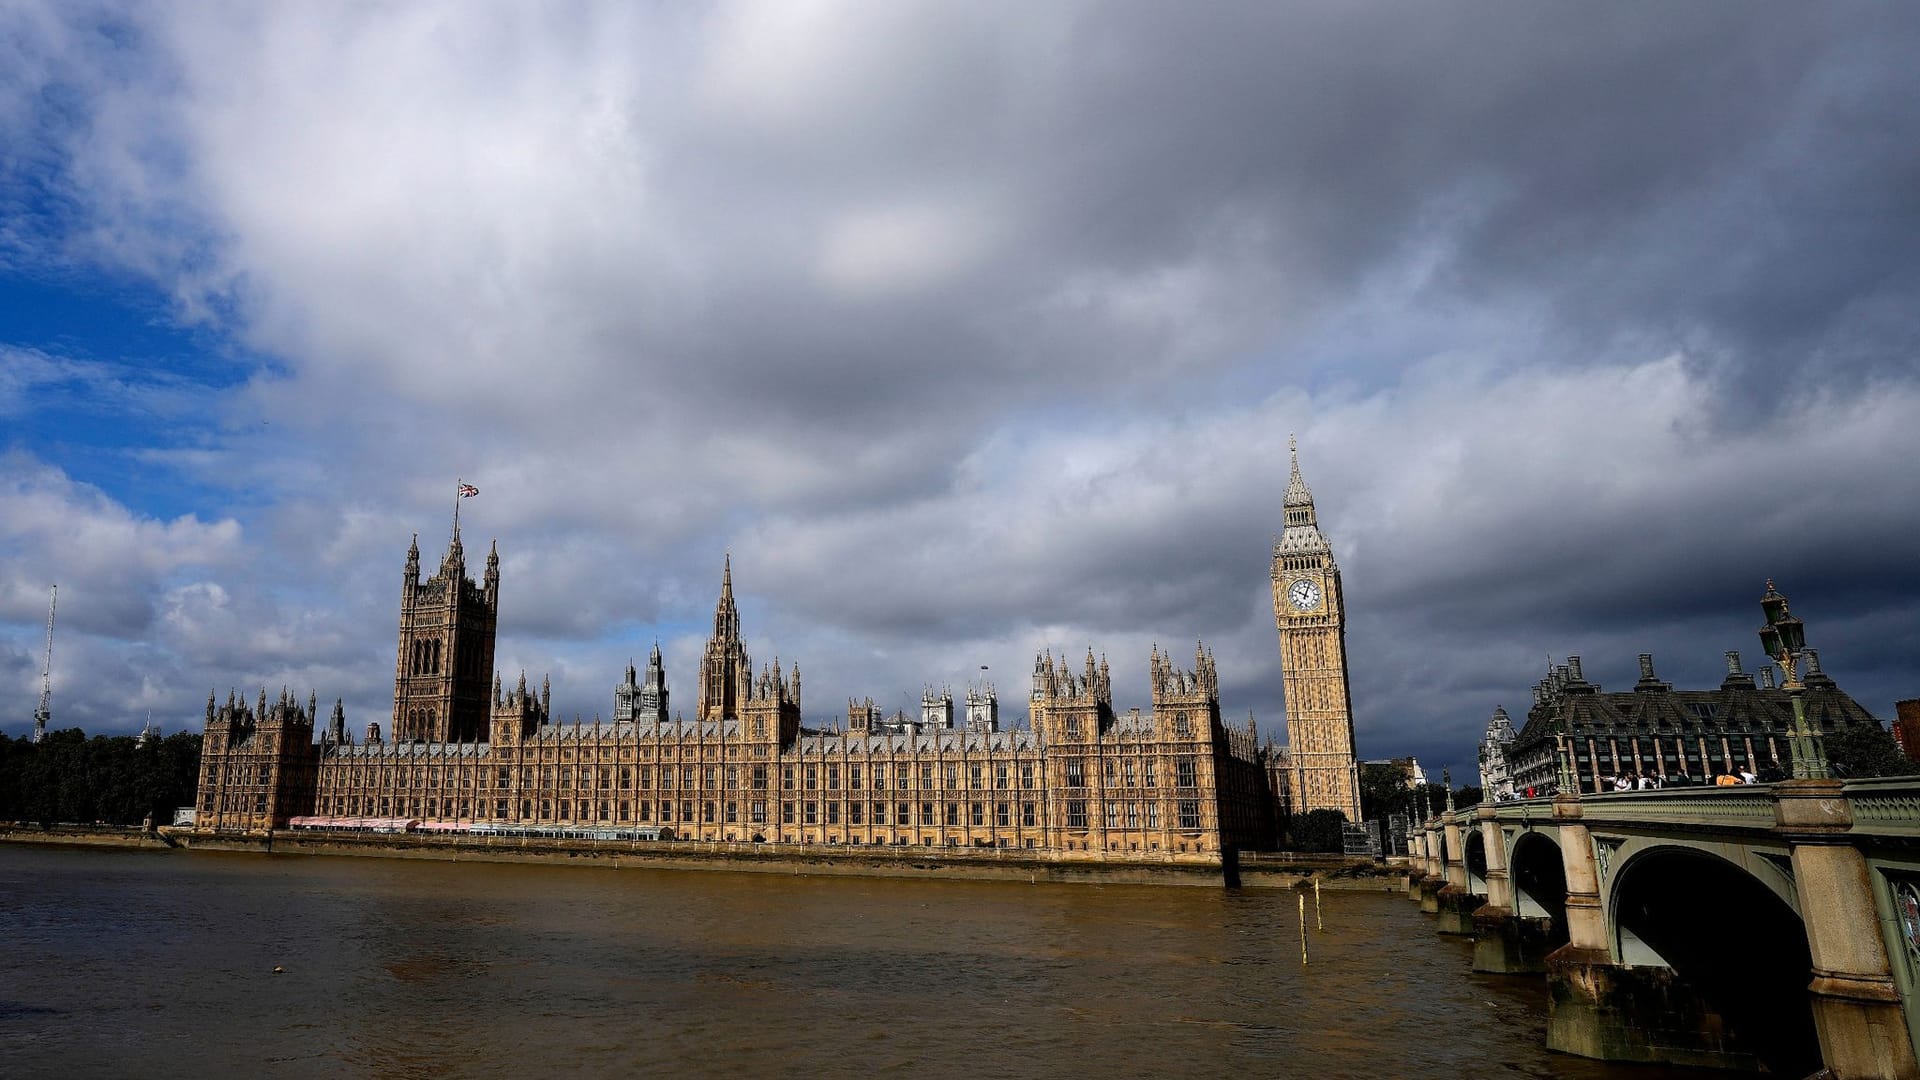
3,2,1916,776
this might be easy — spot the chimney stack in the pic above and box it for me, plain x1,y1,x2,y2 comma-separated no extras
1804,648,1836,688
1720,649,1756,691
1635,653,1671,692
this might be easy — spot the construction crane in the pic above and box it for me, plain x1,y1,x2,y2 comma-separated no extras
32,585,55,744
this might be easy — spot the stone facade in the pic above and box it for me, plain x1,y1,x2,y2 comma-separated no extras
195,531,1283,859
1478,706,1518,800
1505,650,1884,796
391,531,497,743
1271,439,1362,821
1894,698,1920,761
193,689,324,833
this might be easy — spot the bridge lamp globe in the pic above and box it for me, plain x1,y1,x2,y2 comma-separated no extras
1757,580,1824,781
1759,581,1791,631
1772,612,1805,659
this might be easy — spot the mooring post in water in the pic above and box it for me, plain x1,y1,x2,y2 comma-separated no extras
1299,893,1308,965
1315,877,1323,931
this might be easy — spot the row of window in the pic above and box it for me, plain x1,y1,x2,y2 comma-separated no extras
1063,757,1198,787
312,796,1210,833
1065,799,1202,830
320,755,1205,793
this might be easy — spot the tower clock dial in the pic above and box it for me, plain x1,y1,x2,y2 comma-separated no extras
1287,578,1321,611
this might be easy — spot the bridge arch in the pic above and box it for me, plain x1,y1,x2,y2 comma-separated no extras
1607,844,1818,1075
1508,830,1568,945
1464,827,1488,895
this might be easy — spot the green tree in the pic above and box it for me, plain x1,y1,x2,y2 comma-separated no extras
1289,807,1348,853
0,729,202,826
1358,762,1415,822
1826,724,1920,779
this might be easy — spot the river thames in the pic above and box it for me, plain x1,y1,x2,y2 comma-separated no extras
1,846,1701,1078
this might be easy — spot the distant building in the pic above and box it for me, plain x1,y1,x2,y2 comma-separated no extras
1478,707,1517,800
1393,756,1427,786
1361,756,1428,787
1894,699,1920,762
1505,649,1882,796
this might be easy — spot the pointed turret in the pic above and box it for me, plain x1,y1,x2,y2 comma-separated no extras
697,553,752,721
1283,434,1314,519
714,553,739,639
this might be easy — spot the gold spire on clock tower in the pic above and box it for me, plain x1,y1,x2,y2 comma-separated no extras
1271,436,1362,822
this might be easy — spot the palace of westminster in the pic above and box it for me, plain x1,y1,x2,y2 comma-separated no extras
193,448,1366,858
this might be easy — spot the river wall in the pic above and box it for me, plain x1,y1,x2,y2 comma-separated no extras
0,824,1401,890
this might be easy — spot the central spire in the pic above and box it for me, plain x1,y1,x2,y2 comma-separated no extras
698,552,752,721
714,553,740,640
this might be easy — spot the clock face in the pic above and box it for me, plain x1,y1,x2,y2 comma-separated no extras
1287,578,1322,611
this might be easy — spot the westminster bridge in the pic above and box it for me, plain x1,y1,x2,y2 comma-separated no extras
1409,776,1920,1078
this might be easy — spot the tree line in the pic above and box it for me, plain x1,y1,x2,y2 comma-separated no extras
0,728,202,827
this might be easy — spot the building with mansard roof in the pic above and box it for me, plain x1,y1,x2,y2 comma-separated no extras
194,527,1285,859
1499,646,1882,798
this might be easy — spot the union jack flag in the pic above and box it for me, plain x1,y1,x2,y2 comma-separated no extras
458,483,479,498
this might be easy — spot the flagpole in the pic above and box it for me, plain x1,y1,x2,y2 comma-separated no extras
453,477,463,540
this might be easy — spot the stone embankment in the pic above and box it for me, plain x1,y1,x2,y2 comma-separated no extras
1,822,1400,889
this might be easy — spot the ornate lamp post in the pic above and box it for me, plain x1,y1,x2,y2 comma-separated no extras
1757,579,1829,781
1554,726,1577,797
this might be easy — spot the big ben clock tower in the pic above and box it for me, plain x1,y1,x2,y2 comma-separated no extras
1272,437,1362,822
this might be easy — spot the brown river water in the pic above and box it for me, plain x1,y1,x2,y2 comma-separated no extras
0,846,1705,1078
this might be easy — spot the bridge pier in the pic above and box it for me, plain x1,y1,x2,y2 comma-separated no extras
1434,815,1479,934
1776,780,1920,1080
1469,805,1547,973
1415,821,1444,912
1403,831,1427,899
1472,911,1557,974
1435,884,1481,935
